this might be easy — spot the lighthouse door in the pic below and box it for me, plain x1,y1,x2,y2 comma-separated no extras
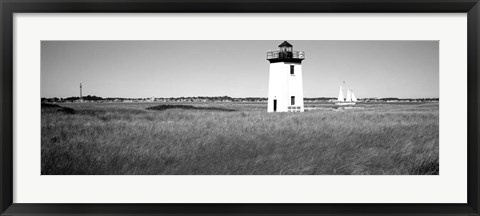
273,100,277,112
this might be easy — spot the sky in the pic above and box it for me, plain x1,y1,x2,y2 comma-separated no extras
41,40,439,98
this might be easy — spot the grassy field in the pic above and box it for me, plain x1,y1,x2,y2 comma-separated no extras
41,102,439,175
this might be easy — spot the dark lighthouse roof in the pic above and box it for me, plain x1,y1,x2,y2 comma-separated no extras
278,41,293,47
267,41,305,63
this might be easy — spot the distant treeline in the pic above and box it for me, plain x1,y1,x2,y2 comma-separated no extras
41,95,439,103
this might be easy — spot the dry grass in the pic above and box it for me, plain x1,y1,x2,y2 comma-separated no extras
41,102,439,175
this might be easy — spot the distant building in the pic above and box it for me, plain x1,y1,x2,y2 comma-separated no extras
146,97,155,102
266,41,305,112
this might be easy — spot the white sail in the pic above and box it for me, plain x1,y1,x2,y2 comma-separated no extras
345,89,352,102
337,86,344,102
351,90,357,102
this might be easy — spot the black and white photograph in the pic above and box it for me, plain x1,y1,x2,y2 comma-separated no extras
41,40,439,175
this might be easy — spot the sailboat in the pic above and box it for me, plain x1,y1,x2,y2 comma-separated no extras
335,82,357,106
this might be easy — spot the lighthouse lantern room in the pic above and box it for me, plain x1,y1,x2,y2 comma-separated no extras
266,41,305,112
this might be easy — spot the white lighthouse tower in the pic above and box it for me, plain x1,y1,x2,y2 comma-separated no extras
266,41,305,112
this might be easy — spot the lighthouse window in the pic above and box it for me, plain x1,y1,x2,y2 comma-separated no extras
290,65,294,75
291,96,295,105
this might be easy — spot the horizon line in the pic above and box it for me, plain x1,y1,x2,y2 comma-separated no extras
41,95,440,99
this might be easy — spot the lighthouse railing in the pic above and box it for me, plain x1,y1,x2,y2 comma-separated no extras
266,50,305,60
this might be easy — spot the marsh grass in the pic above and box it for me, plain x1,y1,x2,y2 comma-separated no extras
147,104,236,112
41,102,439,175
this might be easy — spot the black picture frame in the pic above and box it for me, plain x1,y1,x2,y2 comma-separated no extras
1,0,479,215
